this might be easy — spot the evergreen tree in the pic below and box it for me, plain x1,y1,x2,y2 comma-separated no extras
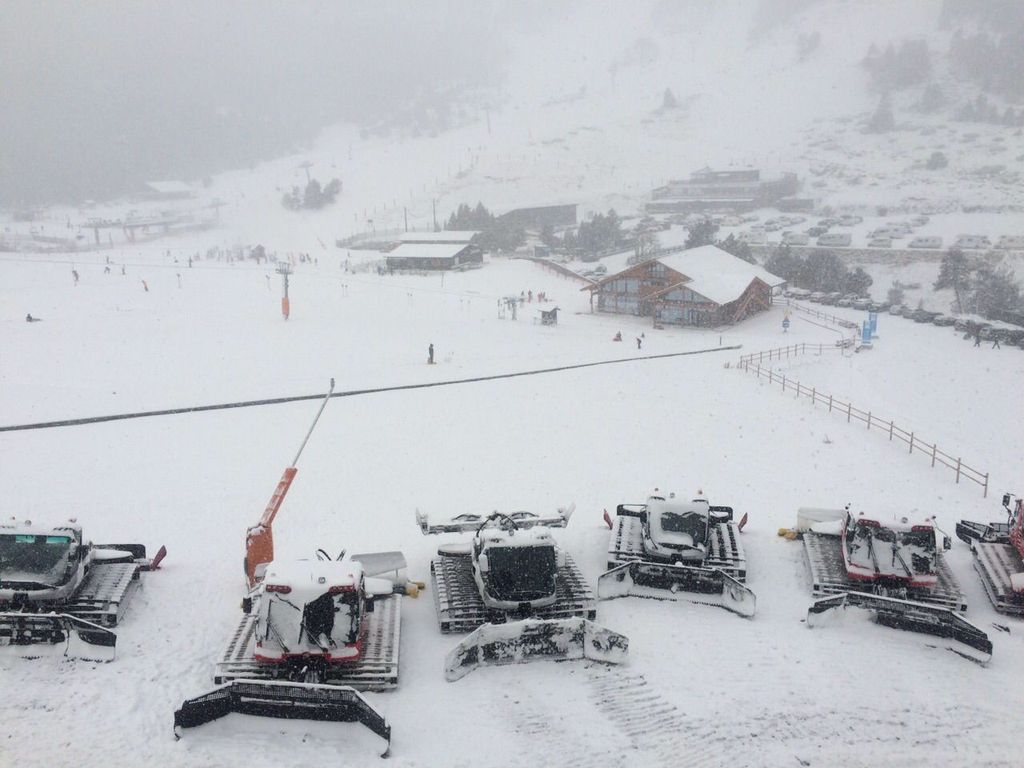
933,247,972,313
867,94,895,132
716,233,755,263
684,219,719,249
969,262,1021,318
886,281,905,306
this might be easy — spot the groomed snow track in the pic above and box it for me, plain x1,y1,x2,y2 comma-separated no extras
429,551,596,633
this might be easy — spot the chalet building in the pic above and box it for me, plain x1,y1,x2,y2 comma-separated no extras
646,167,798,214
583,245,786,327
398,230,478,245
142,180,196,200
384,241,483,271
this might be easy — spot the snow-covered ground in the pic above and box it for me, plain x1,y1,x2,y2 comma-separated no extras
2,243,1023,768
4,2,1024,765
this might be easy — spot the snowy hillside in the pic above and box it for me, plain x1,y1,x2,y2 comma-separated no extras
3,2,1024,767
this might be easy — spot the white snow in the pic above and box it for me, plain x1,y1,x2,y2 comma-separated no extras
658,244,786,304
4,2,1024,766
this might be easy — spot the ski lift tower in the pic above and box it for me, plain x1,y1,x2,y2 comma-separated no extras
276,262,293,320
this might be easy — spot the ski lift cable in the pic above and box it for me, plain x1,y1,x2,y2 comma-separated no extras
0,345,740,433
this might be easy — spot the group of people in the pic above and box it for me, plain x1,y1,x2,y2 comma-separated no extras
519,290,549,303
612,331,644,349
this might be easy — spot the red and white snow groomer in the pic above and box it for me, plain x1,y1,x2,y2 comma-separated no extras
793,505,992,663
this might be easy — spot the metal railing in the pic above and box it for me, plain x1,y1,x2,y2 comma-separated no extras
739,358,989,497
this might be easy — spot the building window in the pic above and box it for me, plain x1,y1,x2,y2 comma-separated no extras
650,263,666,277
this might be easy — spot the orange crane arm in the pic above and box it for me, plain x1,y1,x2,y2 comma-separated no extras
243,379,335,589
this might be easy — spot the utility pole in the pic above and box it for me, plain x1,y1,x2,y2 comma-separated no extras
276,263,293,320
404,206,408,232
432,199,438,232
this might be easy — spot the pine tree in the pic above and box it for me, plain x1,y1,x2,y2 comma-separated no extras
933,248,972,314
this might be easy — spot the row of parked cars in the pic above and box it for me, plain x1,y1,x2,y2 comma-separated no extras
787,288,1024,346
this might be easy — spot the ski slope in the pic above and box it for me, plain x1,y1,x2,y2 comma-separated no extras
3,2,1024,765
1,246,1023,768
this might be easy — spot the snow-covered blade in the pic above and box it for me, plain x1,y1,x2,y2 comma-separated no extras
806,593,992,664
0,611,116,661
444,617,628,681
597,561,756,618
956,519,1010,545
416,504,575,535
349,550,407,577
93,543,167,570
173,680,391,756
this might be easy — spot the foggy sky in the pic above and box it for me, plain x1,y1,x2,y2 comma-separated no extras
0,1,510,205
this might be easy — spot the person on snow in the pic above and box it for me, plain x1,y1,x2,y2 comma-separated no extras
25,313,41,322
992,334,1001,349
428,343,435,365
636,336,642,350
973,327,982,347
613,331,622,342
71,269,79,285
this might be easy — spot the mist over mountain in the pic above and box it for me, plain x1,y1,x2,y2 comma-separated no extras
0,2,505,205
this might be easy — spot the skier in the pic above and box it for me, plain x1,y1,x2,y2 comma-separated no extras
973,327,982,347
613,331,622,341
72,269,79,285
25,313,41,322
636,336,643,350
992,334,1001,349
428,343,435,365
104,265,111,274
141,279,149,292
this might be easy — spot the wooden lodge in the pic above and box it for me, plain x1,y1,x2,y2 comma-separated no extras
583,245,785,327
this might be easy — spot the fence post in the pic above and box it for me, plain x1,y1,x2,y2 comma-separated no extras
811,387,816,405
889,421,894,441
984,474,988,498
828,395,833,413
782,374,786,392
956,458,962,484
909,432,914,454
866,412,871,430
931,444,937,467
847,402,852,423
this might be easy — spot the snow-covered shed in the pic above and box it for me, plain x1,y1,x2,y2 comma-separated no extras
385,241,483,271
583,245,785,327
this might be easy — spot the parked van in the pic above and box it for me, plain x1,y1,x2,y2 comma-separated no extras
782,232,810,246
909,236,943,249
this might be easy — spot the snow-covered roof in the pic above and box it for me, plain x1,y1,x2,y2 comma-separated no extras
399,230,478,244
144,180,193,194
386,242,473,260
658,245,786,304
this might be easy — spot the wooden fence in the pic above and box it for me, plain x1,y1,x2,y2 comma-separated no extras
739,358,989,497
737,342,852,367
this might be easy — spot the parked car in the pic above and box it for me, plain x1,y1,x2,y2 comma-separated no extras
868,237,892,248
1003,329,1024,346
808,292,826,302
953,234,991,249
931,314,956,327
852,298,872,310
900,306,918,318
954,318,972,332
817,233,852,247
911,215,930,226
913,310,940,323
782,232,810,245
807,226,829,237
837,297,854,307
889,304,905,315
868,301,891,313
909,236,943,249
821,292,843,305
838,215,863,226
